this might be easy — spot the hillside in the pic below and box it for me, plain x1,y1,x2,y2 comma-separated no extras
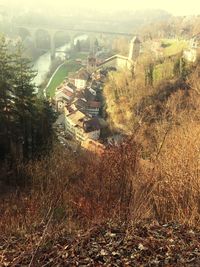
1,9,200,267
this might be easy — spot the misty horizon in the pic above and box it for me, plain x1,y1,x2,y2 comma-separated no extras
0,0,200,16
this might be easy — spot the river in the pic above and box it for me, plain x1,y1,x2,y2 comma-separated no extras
33,34,88,88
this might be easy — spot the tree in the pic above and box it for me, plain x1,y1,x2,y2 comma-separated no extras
11,45,37,159
33,98,57,155
75,40,81,52
173,56,189,81
0,36,15,159
145,63,154,86
103,69,150,133
0,37,56,165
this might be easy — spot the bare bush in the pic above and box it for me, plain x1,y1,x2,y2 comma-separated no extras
1,119,200,238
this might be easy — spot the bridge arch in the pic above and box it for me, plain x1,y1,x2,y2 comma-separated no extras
15,25,134,59
53,31,71,48
35,28,51,51
18,27,31,41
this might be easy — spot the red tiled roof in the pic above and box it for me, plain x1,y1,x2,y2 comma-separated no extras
76,90,85,98
55,87,74,99
63,90,74,97
88,101,101,109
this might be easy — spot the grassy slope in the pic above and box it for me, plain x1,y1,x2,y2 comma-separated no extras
153,39,189,83
153,61,174,83
162,39,188,57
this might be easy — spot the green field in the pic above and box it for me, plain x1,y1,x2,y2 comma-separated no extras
161,39,188,57
152,39,189,84
46,61,81,97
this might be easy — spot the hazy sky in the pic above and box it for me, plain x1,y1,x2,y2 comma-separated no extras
1,0,200,16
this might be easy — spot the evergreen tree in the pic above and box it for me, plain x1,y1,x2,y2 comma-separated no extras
11,45,37,159
0,36,15,159
0,37,56,165
145,63,154,86
173,56,188,80
33,98,57,155
75,40,81,52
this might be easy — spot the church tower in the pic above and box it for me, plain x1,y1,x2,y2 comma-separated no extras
128,36,141,61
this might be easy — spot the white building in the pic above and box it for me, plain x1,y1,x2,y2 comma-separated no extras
69,68,90,90
98,36,141,70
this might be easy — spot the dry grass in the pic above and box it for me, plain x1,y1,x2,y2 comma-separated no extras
1,120,200,239
149,122,200,225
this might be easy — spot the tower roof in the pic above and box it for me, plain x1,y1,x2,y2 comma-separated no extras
131,36,141,44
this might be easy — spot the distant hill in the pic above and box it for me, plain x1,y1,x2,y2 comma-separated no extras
106,9,172,33
139,13,200,38
133,9,172,23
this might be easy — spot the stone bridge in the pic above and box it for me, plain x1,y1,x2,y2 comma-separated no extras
15,24,133,59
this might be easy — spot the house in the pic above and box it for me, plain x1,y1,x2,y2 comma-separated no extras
64,108,101,142
190,33,200,49
74,98,88,112
98,54,132,70
73,98,101,117
64,103,77,116
54,90,72,111
74,88,101,116
98,36,141,71
54,82,76,111
69,68,90,90
183,34,200,62
64,82,76,93
86,101,101,116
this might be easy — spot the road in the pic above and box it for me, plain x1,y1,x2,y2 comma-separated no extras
54,114,79,152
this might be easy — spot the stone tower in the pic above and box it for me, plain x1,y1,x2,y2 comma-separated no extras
128,36,141,61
